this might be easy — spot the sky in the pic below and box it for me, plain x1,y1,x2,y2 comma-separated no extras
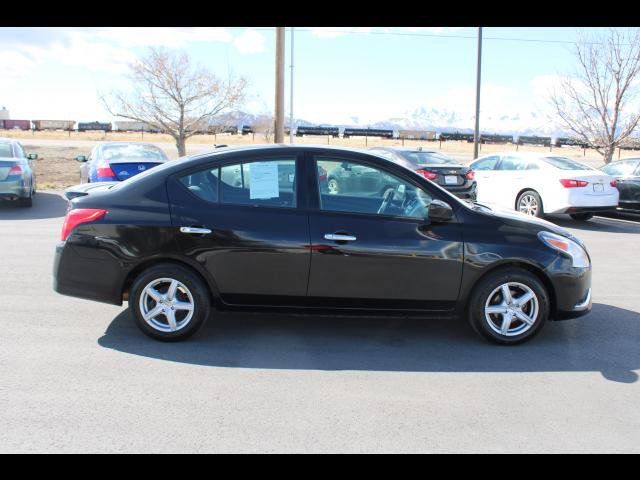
0,27,628,130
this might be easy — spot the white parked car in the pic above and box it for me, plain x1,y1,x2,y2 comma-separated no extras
469,153,619,221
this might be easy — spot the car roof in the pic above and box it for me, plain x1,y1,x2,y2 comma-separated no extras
473,152,566,161
97,141,164,147
370,146,440,153
0,138,19,144
609,157,640,163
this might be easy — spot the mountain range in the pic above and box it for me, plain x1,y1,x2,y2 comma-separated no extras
211,108,571,138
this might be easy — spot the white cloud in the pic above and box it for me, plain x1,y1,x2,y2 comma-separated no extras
86,27,234,49
309,27,374,38
233,29,266,54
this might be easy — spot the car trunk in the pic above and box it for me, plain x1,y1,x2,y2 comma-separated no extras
109,162,162,181
564,171,616,196
0,160,17,181
417,164,468,187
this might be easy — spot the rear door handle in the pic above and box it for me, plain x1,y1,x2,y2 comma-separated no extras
324,233,357,242
180,226,212,234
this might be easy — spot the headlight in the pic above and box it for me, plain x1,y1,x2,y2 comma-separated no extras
538,231,590,268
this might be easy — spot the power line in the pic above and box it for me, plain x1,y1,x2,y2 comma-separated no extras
224,27,632,46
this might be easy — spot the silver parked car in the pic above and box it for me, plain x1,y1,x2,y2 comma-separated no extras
0,138,38,207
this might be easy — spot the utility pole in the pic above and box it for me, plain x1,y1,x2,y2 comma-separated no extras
473,27,483,160
275,27,285,144
289,27,295,144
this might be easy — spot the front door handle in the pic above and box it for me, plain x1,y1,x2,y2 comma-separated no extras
180,226,212,235
324,233,357,242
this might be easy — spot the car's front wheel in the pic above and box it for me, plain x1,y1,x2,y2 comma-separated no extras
468,268,549,345
129,263,211,341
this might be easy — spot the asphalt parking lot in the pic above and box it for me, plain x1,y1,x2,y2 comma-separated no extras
1,192,639,453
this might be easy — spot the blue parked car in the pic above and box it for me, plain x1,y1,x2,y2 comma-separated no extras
76,142,169,183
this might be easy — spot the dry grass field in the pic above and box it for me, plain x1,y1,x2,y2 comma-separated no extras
2,129,626,189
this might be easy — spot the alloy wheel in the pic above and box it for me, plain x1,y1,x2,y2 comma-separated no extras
484,282,539,337
139,278,195,333
518,194,539,216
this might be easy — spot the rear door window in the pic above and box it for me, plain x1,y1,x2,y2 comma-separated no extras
471,156,499,170
220,158,297,208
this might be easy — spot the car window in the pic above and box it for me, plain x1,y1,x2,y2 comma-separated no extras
497,156,528,171
542,156,594,170
0,142,14,158
403,151,458,166
370,149,397,161
14,143,26,158
601,160,639,176
101,144,169,162
471,156,499,171
179,168,220,203
317,158,433,219
220,158,296,208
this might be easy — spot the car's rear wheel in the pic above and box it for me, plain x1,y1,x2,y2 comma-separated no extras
570,212,594,221
516,190,544,217
468,268,549,345
129,263,211,341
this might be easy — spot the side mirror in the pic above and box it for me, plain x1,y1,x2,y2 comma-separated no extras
27,153,38,160
428,199,453,222
75,155,88,163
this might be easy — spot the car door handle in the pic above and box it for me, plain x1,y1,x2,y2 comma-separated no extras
324,233,357,242
180,226,212,234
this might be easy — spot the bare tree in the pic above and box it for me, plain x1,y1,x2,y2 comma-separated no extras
550,28,640,163
102,47,247,156
253,113,275,142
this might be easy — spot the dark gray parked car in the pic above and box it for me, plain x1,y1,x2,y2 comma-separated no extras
0,138,38,207
368,147,477,200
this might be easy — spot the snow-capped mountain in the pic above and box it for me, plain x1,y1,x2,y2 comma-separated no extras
210,108,572,138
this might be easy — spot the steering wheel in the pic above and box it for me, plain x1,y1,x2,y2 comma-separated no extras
377,188,395,215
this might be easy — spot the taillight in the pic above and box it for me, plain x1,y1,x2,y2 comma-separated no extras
610,179,617,187
8,164,24,175
96,166,116,179
465,170,475,181
416,169,438,180
61,208,107,241
559,179,589,188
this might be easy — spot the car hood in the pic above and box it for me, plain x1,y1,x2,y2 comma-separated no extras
475,202,582,243
64,182,118,200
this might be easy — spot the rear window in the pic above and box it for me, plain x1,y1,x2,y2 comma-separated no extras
0,143,14,158
542,156,594,170
101,144,169,162
402,151,459,166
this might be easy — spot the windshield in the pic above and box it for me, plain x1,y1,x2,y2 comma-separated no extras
102,144,168,162
403,151,459,166
0,143,14,158
542,156,594,170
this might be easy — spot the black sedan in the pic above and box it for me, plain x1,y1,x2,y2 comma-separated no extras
599,158,640,212
54,145,592,345
369,147,477,200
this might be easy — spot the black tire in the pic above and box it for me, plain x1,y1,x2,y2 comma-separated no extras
516,190,544,218
129,263,211,341
18,195,33,208
467,267,550,345
570,212,594,221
